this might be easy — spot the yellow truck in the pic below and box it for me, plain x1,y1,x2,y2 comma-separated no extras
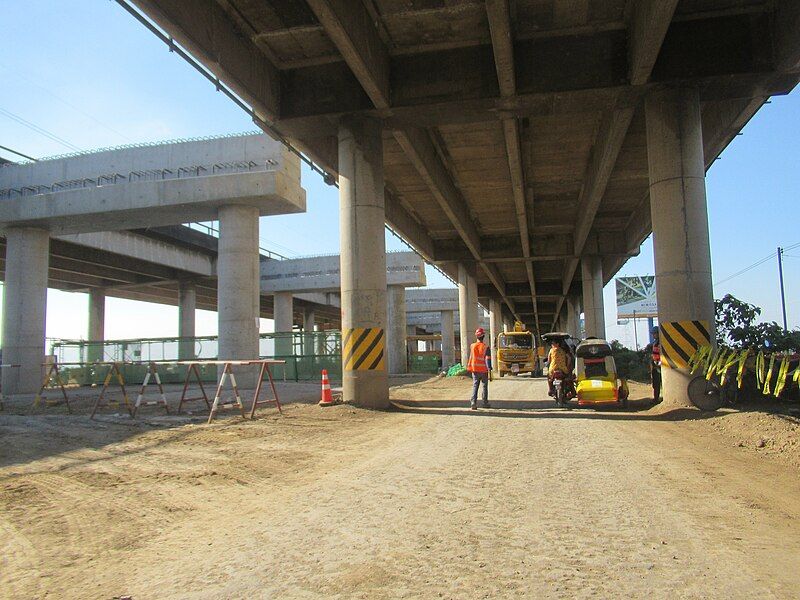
496,322,537,377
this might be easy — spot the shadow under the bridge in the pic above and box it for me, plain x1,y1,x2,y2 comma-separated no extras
0,382,319,471
390,397,720,423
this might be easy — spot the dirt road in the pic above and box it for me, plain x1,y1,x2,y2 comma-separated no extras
2,376,799,598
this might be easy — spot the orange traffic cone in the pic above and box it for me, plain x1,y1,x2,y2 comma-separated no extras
319,369,335,406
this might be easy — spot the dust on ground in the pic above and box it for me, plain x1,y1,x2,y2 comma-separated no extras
1,375,799,598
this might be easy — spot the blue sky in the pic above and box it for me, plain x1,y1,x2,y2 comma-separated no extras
0,0,797,348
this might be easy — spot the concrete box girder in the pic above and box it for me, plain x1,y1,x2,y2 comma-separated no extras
261,251,425,294
0,171,304,235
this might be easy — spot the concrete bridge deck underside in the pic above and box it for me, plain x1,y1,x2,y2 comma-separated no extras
128,0,800,336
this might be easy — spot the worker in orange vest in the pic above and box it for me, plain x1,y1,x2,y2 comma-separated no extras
643,326,662,403
467,327,492,410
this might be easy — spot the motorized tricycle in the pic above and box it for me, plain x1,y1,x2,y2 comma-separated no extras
574,338,629,408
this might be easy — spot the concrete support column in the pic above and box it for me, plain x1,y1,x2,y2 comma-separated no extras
458,263,478,365
581,256,606,339
303,309,315,356
566,295,581,339
440,309,455,368
217,205,260,387
646,86,715,404
1,228,49,395
488,299,501,375
386,285,407,374
273,291,294,359
87,288,105,363
339,116,388,408
178,282,197,360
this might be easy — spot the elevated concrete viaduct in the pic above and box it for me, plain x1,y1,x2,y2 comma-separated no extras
0,133,306,393
125,0,800,406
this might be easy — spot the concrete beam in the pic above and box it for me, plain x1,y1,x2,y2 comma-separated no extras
385,189,435,261
629,0,681,85
261,251,425,294
562,3,677,302
393,128,481,260
486,0,538,331
406,289,459,314
54,231,214,277
129,0,280,121
305,0,390,110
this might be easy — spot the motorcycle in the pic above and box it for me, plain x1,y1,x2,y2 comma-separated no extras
550,369,573,409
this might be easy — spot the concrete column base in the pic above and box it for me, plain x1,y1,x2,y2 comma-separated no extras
339,116,389,409
489,299,501,375
386,285,407,374
217,205,260,389
1,228,49,395
87,288,106,363
179,282,197,360
646,86,715,405
458,263,478,366
440,310,455,368
581,256,606,339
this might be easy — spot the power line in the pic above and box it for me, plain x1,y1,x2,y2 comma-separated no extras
714,240,800,287
0,62,135,144
0,107,82,152
0,144,36,161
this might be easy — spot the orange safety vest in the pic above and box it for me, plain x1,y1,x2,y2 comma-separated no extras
652,343,661,364
467,341,489,373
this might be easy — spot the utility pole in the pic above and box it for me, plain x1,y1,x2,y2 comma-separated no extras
778,247,788,333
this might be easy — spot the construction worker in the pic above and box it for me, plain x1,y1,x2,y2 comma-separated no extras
467,327,492,410
644,326,662,403
546,339,570,397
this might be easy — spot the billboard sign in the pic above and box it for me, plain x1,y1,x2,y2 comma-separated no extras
615,276,657,319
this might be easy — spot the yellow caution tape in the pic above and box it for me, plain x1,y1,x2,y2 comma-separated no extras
762,353,776,395
774,356,791,397
736,349,750,389
719,349,741,386
755,351,766,387
690,345,712,375
707,348,727,381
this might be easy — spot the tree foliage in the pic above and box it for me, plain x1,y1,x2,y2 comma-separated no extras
714,294,800,352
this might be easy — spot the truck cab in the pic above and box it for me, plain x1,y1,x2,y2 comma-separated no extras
496,322,536,377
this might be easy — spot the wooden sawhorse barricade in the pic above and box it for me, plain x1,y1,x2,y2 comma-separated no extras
176,360,285,424
33,362,73,413
90,362,133,419
131,362,170,418
176,362,211,414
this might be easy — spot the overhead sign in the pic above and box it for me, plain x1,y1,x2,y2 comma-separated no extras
615,276,657,319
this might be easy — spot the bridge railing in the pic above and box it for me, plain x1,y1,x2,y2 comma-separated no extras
0,158,279,200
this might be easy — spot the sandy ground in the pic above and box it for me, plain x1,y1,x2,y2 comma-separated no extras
1,375,799,599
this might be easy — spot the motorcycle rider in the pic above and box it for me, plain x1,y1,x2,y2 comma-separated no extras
644,326,662,403
547,339,570,398
467,327,492,410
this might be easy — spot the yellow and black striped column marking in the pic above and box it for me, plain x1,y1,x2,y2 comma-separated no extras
660,320,710,369
343,327,385,371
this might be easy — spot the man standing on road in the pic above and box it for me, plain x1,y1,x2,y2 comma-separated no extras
644,327,662,403
467,327,492,410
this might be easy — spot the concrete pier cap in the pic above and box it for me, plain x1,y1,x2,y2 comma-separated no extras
0,134,306,235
